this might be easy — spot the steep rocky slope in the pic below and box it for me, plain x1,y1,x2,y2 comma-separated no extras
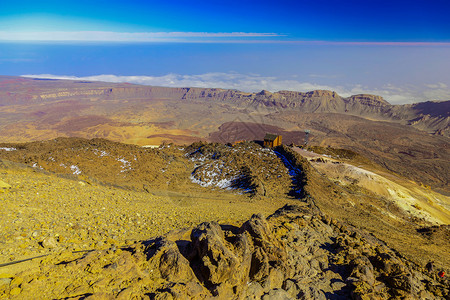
0,138,292,197
0,138,449,298
186,142,291,197
0,137,194,191
271,146,450,270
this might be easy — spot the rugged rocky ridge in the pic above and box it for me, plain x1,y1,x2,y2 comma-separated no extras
184,88,448,135
2,205,448,299
0,138,293,196
392,101,450,135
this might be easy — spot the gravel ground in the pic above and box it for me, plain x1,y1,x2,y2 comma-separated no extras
0,165,296,268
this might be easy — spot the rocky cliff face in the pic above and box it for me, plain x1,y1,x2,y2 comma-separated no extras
392,101,450,135
346,94,390,106
178,87,448,135
145,86,447,135
193,89,448,135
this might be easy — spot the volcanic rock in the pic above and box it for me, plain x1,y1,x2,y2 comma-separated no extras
4,204,448,299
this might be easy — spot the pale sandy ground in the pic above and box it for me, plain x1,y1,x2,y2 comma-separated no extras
293,147,450,225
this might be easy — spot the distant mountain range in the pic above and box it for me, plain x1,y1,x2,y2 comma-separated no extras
0,75,448,191
183,88,449,135
1,76,448,136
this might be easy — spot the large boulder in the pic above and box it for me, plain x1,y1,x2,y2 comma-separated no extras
190,221,252,295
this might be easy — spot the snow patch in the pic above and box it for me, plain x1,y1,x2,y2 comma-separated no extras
70,165,81,175
31,162,43,170
190,174,236,189
0,147,16,151
93,149,109,157
117,157,132,172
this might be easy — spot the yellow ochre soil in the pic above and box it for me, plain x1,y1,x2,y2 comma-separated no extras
0,139,449,299
0,164,296,271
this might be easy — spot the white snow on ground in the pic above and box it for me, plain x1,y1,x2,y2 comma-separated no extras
188,145,279,192
117,158,130,165
31,163,43,169
190,155,207,164
93,149,109,157
0,147,16,151
273,151,303,197
190,174,236,189
189,148,238,189
190,159,234,188
70,165,82,175
274,151,302,177
216,178,235,189
117,157,132,172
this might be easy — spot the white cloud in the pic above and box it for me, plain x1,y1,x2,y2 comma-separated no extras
21,73,450,104
0,31,281,42
308,74,340,79
425,82,448,89
3,31,450,46
422,89,450,100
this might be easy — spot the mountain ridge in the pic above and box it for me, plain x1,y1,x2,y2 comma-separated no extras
1,76,447,136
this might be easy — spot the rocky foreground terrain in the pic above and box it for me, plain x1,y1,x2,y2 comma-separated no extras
0,138,449,299
2,204,449,299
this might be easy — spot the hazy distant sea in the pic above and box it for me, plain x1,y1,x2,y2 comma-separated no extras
1,42,315,78
1,42,450,103
1,42,447,82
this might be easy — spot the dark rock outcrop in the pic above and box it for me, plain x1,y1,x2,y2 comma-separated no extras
10,204,448,299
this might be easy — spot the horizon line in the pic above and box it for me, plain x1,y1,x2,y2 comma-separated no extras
0,31,449,45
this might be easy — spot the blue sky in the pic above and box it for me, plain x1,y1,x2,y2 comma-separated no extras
1,0,450,103
1,0,450,41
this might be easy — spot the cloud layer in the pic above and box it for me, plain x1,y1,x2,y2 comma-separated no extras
0,31,282,42
21,73,450,104
2,31,450,46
